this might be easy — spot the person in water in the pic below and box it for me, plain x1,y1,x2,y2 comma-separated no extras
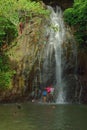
46,85,54,103
42,88,47,103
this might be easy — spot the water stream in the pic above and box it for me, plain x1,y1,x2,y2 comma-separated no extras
42,6,66,103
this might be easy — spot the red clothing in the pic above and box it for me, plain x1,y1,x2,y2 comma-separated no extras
19,22,24,34
46,87,51,93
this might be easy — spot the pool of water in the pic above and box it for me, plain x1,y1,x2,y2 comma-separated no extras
0,102,87,130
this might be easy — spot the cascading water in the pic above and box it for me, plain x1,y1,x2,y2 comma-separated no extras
42,6,66,103
42,6,75,104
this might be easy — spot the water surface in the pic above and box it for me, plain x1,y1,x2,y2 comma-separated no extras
0,103,87,130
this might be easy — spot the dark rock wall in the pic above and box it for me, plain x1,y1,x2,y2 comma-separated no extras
42,0,74,10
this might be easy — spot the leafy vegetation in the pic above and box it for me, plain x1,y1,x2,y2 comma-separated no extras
0,16,18,47
0,0,49,25
0,0,49,47
64,0,87,47
0,54,15,90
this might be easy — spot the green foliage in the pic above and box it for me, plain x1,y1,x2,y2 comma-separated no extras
50,24,59,32
0,0,49,25
0,16,18,46
0,54,15,89
0,0,49,46
0,0,18,25
64,0,87,47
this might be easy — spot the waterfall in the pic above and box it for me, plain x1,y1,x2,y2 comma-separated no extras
41,6,78,104
42,6,66,103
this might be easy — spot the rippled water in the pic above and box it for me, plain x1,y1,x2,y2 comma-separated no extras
0,103,87,130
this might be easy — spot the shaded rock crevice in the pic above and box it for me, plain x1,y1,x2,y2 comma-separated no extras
42,0,73,10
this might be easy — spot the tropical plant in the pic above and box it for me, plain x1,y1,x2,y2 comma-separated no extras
0,54,15,89
0,0,49,47
64,0,87,47
0,16,18,46
0,0,49,25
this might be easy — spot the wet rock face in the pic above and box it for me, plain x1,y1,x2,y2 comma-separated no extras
2,15,47,101
42,0,73,10
77,51,87,103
